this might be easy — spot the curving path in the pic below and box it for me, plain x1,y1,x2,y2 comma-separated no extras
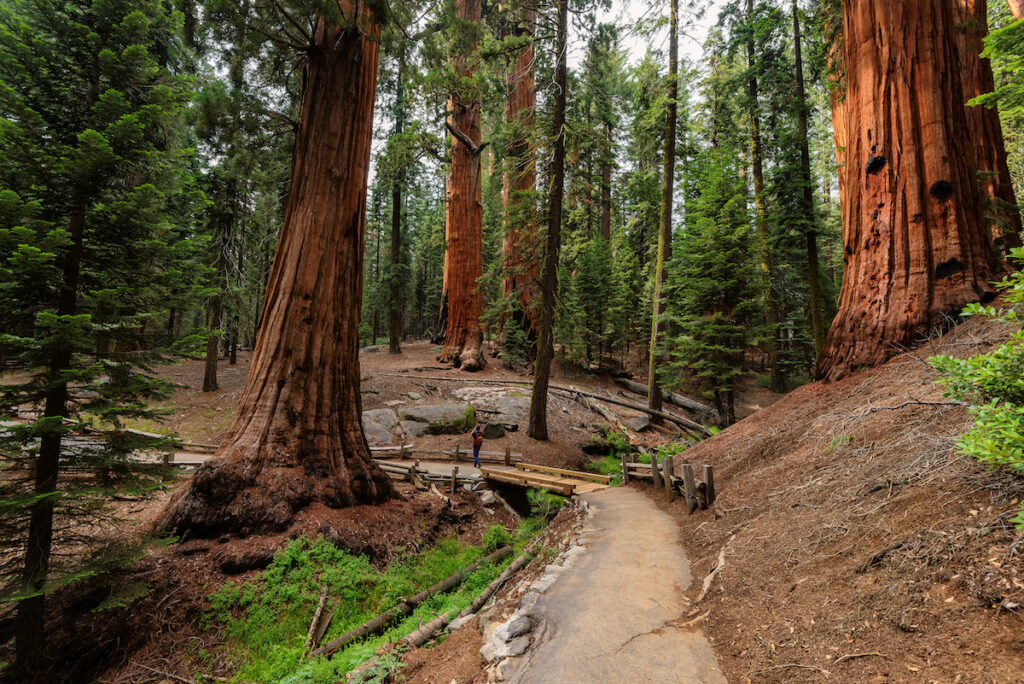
511,487,726,684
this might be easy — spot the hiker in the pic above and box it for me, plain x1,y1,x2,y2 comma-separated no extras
471,425,484,467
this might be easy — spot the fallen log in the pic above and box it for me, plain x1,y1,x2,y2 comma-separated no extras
309,545,512,659
303,586,329,656
613,378,719,422
377,375,711,437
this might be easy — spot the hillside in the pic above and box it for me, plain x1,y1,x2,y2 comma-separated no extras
665,315,1024,682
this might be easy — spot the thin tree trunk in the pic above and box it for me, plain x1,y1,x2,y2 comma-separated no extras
502,1,539,341
159,5,395,537
439,0,486,371
600,122,612,242
372,227,380,344
746,0,785,393
792,0,826,362
389,51,406,355
954,0,1022,253
528,0,567,441
648,0,678,423
202,228,228,392
818,0,1005,381
15,196,86,674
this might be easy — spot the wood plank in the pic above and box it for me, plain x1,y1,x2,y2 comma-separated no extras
514,462,612,484
480,470,574,496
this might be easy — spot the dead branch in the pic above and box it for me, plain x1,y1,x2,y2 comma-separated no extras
834,651,886,664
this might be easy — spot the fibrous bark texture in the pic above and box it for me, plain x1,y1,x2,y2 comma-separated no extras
818,0,1005,382
159,7,394,537
501,1,539,341
439,0,486,372
955,0,1022,252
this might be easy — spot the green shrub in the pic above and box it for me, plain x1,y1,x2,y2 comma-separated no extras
587,455,623,486
931,247,1024,529
482,524,512,553
526,488,564,520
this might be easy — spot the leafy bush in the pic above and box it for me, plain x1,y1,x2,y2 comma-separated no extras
587,455,623,486
931,247,1024,529
482,524,512,553
526,488,565,520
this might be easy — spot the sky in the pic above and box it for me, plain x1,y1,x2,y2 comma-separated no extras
587,0,729,67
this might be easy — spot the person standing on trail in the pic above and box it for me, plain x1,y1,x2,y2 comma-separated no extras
471,425,484,467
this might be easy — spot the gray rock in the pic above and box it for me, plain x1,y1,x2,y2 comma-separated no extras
495,656,522,681
448,615,474,632
530,576,554,594
519,590,541,613
362,345,380,354
480,642,497,664
479,490,497,506
499,636,530,659
625,415,651,432
362,408,400,446
398,403,476,435
408,391,422,401
494,614,533,642
400,420,427,438
482,421,505,439
503,422,519,432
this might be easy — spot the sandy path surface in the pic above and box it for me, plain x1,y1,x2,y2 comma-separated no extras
512,487,726,684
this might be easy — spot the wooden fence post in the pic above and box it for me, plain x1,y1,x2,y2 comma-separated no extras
703,465,715,505
504,445,511,467
454,445,461,462
651,456,662,489
663,457,675,501
450,466,458,496
681,463,698,514
620,452,628,484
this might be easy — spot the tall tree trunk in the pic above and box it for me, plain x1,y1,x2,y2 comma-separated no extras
15,196,86,674
746,0,785,392
818,0,1005,382
528,0,567,441
372,227,380,344
158,5,395,537
955,0,1022,253
389,51,406,355
202,228,228,392
502,1,539,340
648,0,678,422
439,0,486,371
792,0,826,362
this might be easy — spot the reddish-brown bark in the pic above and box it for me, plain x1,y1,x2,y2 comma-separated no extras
501,1,539,340
955,0,1022,252
159,6,394,537
439,0,486,371
818,0,1005,382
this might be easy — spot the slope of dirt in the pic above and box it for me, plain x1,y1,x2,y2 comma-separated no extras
658,316,1024,683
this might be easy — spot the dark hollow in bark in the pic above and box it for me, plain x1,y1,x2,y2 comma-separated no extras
158,7,395,538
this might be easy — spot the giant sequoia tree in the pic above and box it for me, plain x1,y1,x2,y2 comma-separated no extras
159,2,395,537
438,0,486,371
818,0,1007,381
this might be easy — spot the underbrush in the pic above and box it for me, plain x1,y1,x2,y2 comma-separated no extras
201,522,543,683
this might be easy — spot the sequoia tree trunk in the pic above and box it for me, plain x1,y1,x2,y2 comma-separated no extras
648,0,678,423
746,0,785,393
502,0,539,341
954,0,1022,253
527,0,567,441
439,0,486,371
818,0,1005,382
158,6,394,537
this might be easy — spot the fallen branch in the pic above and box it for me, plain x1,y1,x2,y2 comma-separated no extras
696,534,735,603
303,585,329,656
749,663,831,678
309,545,512,659
572,391,627,433
834,651,886,664
613,378,719,421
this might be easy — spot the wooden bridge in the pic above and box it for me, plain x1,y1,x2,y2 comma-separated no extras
480,463,610,496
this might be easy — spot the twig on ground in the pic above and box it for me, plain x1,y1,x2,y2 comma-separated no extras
834,651,886,664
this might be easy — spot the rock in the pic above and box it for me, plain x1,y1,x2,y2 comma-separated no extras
408,391,422,401
530,576,554,594
361,408,400,446
494,614,533,642
503,422,519,432
625,415,651,432
398,403,476,435
495,656,522,681
479,490,497,506
400,420,427,438
448,615,474,631
499,636,530,659
519,590,541,613
362,345,380,353
480,642,497,664
482,421,505,439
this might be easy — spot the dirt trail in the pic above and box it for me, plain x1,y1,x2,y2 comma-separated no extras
512,487,725,683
